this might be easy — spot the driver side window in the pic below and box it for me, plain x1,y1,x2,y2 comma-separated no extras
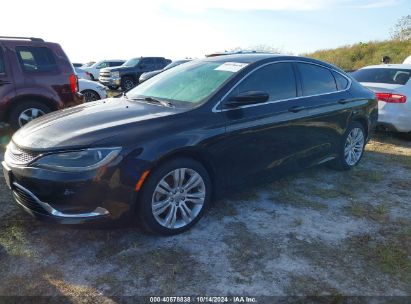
0,48,5,74
233,62,297,102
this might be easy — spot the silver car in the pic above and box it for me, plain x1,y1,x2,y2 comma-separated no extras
352,64,411,133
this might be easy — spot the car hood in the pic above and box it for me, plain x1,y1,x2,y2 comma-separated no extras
12,98,181,151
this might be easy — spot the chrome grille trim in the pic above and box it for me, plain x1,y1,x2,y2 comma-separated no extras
5,142,41,165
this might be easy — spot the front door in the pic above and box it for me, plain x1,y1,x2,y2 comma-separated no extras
0,44,16,122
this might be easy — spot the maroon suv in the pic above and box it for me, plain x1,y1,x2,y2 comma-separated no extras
0,36,83,130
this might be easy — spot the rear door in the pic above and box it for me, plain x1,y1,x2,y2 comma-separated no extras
0,43,16,120
294,62,352,165
219,61,314,186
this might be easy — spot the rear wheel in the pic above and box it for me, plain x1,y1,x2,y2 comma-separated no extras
121,77,135,91
138,158,211,235
9,101,51,130
330,121,366,170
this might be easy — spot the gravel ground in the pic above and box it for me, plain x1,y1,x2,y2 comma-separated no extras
0,132,410,301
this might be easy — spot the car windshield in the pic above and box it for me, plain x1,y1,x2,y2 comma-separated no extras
352,68,411,85
123,58,140,67
127,61,240,106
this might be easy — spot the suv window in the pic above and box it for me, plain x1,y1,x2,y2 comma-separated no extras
142,58,156,68
298,63,337,96
332,71,349,90
0,48,5,74
234,63,297,101
109,61,123,67
16,46,57,72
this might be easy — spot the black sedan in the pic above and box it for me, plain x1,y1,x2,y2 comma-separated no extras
2,54,377,235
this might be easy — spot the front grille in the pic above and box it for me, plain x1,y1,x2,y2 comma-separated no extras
99,71,110,78
13,185,48,215
6,142,40,165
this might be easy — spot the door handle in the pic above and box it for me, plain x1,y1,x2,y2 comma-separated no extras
288,105,305,113
0,80,11,86
338,99,349,104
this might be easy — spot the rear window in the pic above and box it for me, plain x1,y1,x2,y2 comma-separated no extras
352,68,411,85
0,48,4,74
332,71,349,90
298,63,337,96
16,46,57,72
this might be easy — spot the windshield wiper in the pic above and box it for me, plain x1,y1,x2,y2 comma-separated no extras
132,96,174,108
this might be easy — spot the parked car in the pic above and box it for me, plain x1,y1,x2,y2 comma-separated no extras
79,79,107,102
75,67,91,80
2,54,377,235
139,60,191,83
81,60,125,80
403,56,411,64
99,57,171,91
0,36,83,130
352,64,411,133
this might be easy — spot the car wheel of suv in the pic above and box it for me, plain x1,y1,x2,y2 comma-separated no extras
138,158,211,235
81,90,101,102
9,101,51,130
121,77,135,91
330,121,366,171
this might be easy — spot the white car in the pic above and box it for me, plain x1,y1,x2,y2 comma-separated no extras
78,79,108,102
403,55,411,64
75,67,91,80
352,64,411,133
80,60,125,80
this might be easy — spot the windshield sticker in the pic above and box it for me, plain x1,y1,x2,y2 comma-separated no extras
214,62,249,73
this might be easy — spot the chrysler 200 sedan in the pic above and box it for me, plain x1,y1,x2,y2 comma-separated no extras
2,54,377,235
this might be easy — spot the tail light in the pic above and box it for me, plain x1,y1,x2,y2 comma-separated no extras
69,74,78,93
375,92,406,103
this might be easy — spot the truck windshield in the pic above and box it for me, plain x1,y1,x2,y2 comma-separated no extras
127,60,241,106
123,58,140,67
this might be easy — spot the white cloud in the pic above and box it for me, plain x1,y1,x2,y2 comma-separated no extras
162,0,402,12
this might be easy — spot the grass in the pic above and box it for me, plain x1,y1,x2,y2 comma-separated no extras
346,201,389,223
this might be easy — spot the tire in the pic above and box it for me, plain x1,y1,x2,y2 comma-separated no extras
108,86,119,90
330,121,366,171
81,89,101,102
9,101,52,130
138,158,212,235
121,77,135,91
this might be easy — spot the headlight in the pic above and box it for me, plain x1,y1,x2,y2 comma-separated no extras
33,147,121,172
111,71,120,78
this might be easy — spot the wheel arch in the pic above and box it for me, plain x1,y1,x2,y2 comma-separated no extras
151,147,220,199
352,116,369,139
5,94,59,122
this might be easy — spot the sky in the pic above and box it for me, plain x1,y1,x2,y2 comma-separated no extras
1,0,409,62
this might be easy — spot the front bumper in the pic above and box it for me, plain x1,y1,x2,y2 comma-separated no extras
99,76,120,87
2,159,138,224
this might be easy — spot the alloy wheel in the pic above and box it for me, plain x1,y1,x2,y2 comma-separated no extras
124,79,134,90
18,108,45,127
151,168,206,229
83,90,100,102
344,127,364,166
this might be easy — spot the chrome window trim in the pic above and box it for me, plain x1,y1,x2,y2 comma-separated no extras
13,182,110,218
212,60,352,113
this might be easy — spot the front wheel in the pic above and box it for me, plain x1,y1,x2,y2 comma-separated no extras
81,89,101,102
121,77,135,91
138,158,212,235
330,121,366,171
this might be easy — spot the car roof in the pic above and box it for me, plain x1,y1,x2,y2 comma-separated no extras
200,53,343,71
360,64,411,70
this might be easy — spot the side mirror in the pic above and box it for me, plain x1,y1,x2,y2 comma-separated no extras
225,91,269,107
